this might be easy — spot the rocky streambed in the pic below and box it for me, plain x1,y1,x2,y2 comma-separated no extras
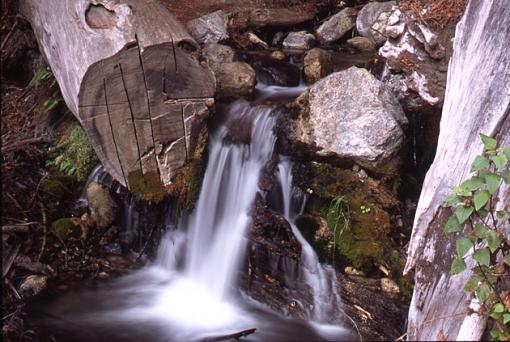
2,0,468,341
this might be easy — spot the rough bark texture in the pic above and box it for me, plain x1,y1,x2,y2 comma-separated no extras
405,0,510,340
20,0,215,188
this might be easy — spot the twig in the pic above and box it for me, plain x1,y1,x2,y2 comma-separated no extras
5,278,22,301
5,192,25,213
37,202,48,262
0,19,18,51
202,328,256,342
2,225,31,233
1,137,52,153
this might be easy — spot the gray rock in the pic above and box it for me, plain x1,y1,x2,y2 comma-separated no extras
186,10,229,44
291,67,407,171
315,7,357,44
380,277,400,294
19,275,47,298
356,1,395,46
213,62,256,100
86,182,118,229
303,48,333,84
282,31,316,50
347,36,376,52
202,43,237,68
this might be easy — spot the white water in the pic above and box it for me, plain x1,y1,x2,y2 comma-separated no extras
277,158,343,324
43,88,353,341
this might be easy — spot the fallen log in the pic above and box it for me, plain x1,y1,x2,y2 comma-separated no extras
20,0,215,188
202,328,256,342
405,0,510,340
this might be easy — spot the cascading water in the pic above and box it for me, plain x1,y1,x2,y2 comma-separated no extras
277,158,342,324
33,85,354,342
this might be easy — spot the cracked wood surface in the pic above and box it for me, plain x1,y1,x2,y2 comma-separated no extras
405,0,510,340
21,0,215,187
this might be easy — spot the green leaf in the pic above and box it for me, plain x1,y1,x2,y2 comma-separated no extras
486,230,501,253
471,155,490,172
459,177,484,192
456,237,473,257
473,247,490,266
463,274,482,292
455,206,474,224
504,254,510,266
496,210,509,219
502,146,510,159
490,330,501,339
475,283,492,302
477,209,489,218
490,311,502,320
443,194,462,208
480,134,497,150
485,174,501,194
493,154,508,171
451,257,466,275
473,190,490,211
444,216,463,233
493,303,505,313
473,224,488,239
504,313,510,324
503,171,510,184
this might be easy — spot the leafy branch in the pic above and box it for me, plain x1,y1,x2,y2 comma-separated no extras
443,134,510,340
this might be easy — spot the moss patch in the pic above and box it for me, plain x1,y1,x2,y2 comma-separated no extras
47,124,98,183
127,170,167,203
51,218,81,240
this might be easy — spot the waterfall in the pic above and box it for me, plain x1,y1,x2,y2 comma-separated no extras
277,158,342,324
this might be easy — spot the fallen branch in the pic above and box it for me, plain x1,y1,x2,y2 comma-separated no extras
2,222,39,233
202,328,256,342
1,137,52,153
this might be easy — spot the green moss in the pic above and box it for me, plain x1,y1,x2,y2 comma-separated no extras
127,170,167,203
51,218,80,240
48,124,98,183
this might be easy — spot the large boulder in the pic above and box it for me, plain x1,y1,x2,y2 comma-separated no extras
315,7,357,44
202,43,237,68
303,48,333,84
86,182,118,229
213,62,257,100
288,67,407,172
356,1,395,46
186,10,229,44
282,31,316,50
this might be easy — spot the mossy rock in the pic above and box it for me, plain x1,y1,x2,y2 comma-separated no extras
127,170,167,203
51,218,82,240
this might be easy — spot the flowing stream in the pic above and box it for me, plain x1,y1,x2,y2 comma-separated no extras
32,84,354,341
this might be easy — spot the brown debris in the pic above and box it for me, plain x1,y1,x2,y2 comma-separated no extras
398,0,468,28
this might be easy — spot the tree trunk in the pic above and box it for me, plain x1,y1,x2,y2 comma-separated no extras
20,0,215,187
405,0,510,340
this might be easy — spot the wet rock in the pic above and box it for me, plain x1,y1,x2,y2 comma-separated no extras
303,48,333,84
213,62,257,100
282,31,316,50
288,67,407,172
357,1,395,46
86,181,118,229
380,277,400,294
315,7,357,44
99,226,119,246
347,36,376,52
272,32,285,46
344,266,365,276
251,58,300,87
269,50,287,61
245,32,269,49
202,43,237,68
19,274,47,298
186,10,229,44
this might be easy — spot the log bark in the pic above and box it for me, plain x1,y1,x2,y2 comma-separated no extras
20,0,215,187
405,0,510,340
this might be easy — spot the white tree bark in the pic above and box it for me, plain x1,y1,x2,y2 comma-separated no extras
405,0,510,340
21,0,215,187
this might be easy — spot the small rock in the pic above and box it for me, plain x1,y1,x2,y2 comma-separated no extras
303,48,333,84
105,241,122,255
19,275,47,298
380,277,400,294
315,7,357,44
98,272,109,279
186,10,229,44
203,43,237,68
347,36,376,52
269,50,287,61
213,62,257,100
358,169,368,179
99,226,119,246
344,266,365,276
357,1,395,46
282,31,316,50
86,182,118,229
272,31,285,46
